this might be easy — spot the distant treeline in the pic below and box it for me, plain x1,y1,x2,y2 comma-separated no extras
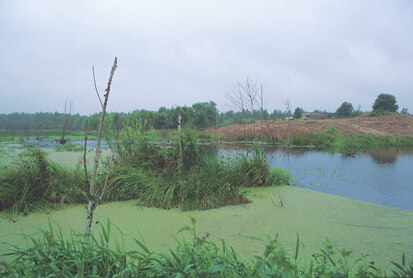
0,101,297,131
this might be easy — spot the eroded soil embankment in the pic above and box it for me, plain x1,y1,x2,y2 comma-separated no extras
213,114,413,136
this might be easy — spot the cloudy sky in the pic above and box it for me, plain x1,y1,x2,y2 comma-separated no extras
1,0,412,115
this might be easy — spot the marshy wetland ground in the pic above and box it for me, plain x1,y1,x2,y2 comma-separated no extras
1,185,413,271
1,149,412,274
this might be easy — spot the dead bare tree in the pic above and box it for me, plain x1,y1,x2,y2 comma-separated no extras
260,84,264,142
177,107,183,171
284,99,291,146
226,82,247,134
60,98,74,144
243,78,259,141
226,78,260,140
84,57,118,240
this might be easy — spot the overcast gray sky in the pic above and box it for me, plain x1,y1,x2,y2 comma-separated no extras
1,0,412,115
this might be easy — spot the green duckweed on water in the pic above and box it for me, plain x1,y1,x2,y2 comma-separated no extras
1,186,412,271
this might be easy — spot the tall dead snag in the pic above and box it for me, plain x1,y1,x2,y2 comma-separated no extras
60,98,73,144
84,57,118,240
260,84,264,142
177,107,183,171
284,99,291,146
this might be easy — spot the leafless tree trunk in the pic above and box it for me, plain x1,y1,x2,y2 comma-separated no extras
84,57,118,241
226,82,247,134
284,99,291,146
244,79,258,142
177,107,183,171
260,84,264,142
60,98,73,144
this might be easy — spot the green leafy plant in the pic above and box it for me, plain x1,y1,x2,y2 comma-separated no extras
1,218,411,277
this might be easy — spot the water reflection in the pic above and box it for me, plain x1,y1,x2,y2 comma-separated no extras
369,150,398,165
221,144,413,210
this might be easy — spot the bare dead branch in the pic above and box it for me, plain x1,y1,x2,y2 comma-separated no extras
84,57,118,240
92,66,104,108
89,57,118,198
101,179,124,201
83,119,94,201
97,129,120,203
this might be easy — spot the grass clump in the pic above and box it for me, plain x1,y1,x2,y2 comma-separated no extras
229,148,291,188
269,167,292,185
108,126,282,210
1,218,411,277
0,149,86,217
54,143,84,152
0,136,15,142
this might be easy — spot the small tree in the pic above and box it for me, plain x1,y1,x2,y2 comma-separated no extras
336,102,354,118
84,57,118,240
372,94,398,112
293,107,304,119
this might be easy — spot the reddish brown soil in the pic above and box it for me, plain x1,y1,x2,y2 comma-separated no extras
211,114,413,137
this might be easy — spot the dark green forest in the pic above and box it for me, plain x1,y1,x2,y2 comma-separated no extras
0,101,295,132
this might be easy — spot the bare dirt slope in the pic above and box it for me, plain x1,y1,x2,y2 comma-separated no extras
214,114,413,137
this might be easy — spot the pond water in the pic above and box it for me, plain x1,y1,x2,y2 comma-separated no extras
5,139,109,150
4,139,412,210
223,146,413,210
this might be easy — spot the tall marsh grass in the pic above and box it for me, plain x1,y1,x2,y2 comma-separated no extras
0,149,86,217
1,218,411,277
109,126,288,210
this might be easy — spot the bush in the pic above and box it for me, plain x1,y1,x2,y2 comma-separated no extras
269,167,291,185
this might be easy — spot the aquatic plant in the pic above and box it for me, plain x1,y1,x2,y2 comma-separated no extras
110,126,281,210
54,143,84,152
1,219,410,277
269,167,292,186
0,149,85,217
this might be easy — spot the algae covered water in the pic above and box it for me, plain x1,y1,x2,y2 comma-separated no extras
223,146,413,210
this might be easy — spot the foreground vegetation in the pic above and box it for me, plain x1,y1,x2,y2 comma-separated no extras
1,218,411,277
0,127,291,217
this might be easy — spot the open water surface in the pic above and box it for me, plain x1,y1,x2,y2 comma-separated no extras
4,139,412,210
223,146,413,210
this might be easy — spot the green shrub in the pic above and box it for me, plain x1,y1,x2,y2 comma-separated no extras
325,126,340,136
269,167,291,185
369,109,397,117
